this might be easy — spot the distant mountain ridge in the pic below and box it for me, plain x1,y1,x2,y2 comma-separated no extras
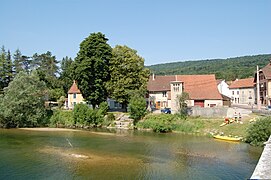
147,54,271,81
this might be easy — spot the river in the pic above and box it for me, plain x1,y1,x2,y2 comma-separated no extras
0,128,262,179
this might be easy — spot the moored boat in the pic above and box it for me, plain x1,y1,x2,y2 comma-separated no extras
213,135,242,142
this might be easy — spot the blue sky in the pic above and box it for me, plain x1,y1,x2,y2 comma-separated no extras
1,0,270,65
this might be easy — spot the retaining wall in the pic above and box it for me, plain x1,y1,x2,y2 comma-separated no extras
251,136,271,179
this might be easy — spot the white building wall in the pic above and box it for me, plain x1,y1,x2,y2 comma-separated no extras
204,100,223,107
217,80,231,97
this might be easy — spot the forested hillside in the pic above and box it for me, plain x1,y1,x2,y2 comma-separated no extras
147,54,271,80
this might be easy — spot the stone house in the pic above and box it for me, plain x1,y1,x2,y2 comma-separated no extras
228,78,255,105
66,81,123,110
67,81,85,109
147,74,223,113
255,61,271,106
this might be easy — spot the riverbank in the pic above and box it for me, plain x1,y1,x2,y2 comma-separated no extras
137,113,261,139
19,127,81,132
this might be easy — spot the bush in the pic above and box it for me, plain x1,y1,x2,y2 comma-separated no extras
137,114,204,133
137,114,176,132
73,103,108,127
98,102,109,116
50,110,74,127
102,113,115,126
73,104,89,125
128,95,147,124
246,117,271,146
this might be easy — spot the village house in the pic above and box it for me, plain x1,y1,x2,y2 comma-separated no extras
255,61,271,106
67,81,85,109
228,78,255,105
66,81,123,110
147,74,223,113
217,79,231,98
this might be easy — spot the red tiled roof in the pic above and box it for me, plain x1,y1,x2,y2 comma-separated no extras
147,76,175,92
68,81,81,94
148,74,222,100
229,78,254,89
262,63,271,79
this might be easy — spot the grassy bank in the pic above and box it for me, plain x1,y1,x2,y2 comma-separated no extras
137,113,261,139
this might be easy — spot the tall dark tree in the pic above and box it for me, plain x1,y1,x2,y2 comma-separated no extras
5,50,13,85
59,56,73,93
31,51,63,101
106,45,150,109
72,32,112,108
31,51,59,88
0,46,6,91
13,49,24,74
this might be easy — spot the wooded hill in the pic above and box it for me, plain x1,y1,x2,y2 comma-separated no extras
147,54,271,81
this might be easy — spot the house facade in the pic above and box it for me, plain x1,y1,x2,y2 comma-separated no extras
255,61,271,106
67,81,123,110
228,78,255,105
67,81,85,109
147,74,223,113
217,80,231,98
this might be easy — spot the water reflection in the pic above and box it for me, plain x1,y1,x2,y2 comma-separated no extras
0,129,262,179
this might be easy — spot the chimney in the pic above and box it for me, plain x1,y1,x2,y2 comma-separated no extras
152,73,155,80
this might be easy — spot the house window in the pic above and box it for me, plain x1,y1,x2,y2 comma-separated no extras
237,91,239,95
73,93,76,99
162,92,167,97
232,91,234,95
173,83,180,92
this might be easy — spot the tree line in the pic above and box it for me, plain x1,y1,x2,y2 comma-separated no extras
147,54,271,81
0,32,150,128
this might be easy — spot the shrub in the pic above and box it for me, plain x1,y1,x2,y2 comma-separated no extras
98,102,109,116
137,114,176,132
128,95,147,124
102,113,115,126
73,103,89,125
50,110,74,127
246,117,271,146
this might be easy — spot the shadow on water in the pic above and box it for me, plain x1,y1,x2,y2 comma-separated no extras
0,128,262,179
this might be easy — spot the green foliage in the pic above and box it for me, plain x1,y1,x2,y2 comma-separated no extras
59,56,74,94
0,46,13,92
72,32,112,108
246,117,271,146
48,88,65,101
137,114,204,133
106,45,150,107
98,101,109,116
72,102,108,126
147,54,271,81
0,71,47,128
50,110,74,127
73,103,90,125
128,95,147,124
137,114,175,132
177,92,189,119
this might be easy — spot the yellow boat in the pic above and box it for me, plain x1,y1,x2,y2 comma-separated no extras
213,135,241,142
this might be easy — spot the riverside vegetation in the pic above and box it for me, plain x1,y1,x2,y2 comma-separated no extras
0,32,270,146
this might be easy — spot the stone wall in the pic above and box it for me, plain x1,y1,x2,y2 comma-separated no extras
189,107,228,117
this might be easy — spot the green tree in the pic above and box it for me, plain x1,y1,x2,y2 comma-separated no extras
0,46,7,91
177,92,190,119
246,117,271,146
5,50,13,85
128,94,147,124
72,32,112,108
0,71,47,128
106,45,150,109
32,51,62,100
59,56,73,94
13,49,24,74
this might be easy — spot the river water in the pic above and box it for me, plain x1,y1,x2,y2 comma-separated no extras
0,129,262,179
